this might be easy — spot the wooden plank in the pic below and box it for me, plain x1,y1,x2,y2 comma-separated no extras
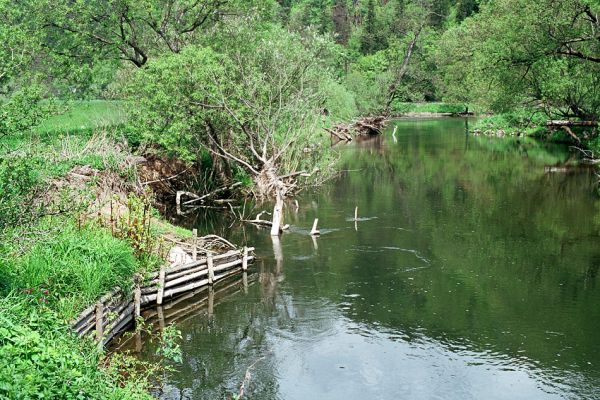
157,267,166,305
95,302,103,348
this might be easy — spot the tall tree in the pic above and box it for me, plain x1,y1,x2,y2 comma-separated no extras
439,0,600,119
360,0,377,53
35,0,234,67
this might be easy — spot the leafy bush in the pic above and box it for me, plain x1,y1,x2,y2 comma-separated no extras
474,108,548,136
0,86,54,138
0,156,41,231
0,295,151,399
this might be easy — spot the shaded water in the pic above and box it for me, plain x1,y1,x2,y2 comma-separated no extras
131,118,600,399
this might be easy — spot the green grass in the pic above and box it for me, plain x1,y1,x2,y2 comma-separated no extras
474,109,551,138
391,102,468,114
0,220,138,320
0,294,152,399
37,100,127,134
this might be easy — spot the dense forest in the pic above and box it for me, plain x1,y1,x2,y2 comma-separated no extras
0,0,599,398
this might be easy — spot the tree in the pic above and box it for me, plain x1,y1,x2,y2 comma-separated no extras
360,0,378,54
439,0,600,120
129,23,338,197
33,0,248,68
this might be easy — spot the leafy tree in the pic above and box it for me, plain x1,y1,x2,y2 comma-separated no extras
33,0,274,68
456,0,479,22
438,0,600,120
360,0,378,54
129,23,339,196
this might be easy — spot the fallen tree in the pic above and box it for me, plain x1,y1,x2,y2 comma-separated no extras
326,116,388,141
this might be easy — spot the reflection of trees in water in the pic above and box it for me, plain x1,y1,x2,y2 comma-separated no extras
127,119,600,398
308,120,600,380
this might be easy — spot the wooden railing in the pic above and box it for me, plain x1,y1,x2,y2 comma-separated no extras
70,247,255,347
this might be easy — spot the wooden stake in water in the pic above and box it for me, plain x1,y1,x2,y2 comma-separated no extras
242,247,248,271
270,188,284,236
310,218,320,236
207,254,214,285
157,266,166,305
208,286,214,317
133,274,141,324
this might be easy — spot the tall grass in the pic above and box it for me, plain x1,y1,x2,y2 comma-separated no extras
391,102,468,114
37,100,127,134
0,221,137,319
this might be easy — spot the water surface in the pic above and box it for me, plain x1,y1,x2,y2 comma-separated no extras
130,118,600,399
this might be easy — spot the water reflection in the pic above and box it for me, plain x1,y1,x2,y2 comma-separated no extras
129,118,600,399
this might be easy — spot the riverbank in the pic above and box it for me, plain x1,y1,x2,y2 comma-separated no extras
0,106,229,398
472,110,599,158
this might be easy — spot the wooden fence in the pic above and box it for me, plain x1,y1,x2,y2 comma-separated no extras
71,247,255,347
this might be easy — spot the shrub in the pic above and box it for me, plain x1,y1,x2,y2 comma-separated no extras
0,156,41,231
0,295,151,399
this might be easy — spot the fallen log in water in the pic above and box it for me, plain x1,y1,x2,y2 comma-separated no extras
327,116,389,141
546,120,598,127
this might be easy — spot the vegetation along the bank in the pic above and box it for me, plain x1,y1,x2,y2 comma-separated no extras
0,0,598,397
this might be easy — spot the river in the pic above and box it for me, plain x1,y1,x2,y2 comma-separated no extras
122,118,600,399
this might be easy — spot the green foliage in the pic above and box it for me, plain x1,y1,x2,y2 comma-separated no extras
0,86,54,138
155,325,183,364
438,0,600,120
322,79,359,121
128,21,342,190
0,295,152,399
0,156,41,232
110,192,164,269
0,222,137,319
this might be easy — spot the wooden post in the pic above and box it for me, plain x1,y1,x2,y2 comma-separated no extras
157,266,166,305
270,188,283,236
133,274,141,325
157,306,165,331
242,247,248,271
208,286,214,317
95,302,103,349
192,229,198,261
310,218,320,236
207,254,214,285
242,272,248,294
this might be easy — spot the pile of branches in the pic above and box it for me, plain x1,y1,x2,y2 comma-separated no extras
325,116,388,141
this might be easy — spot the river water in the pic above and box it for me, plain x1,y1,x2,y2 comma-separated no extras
129,118,600,399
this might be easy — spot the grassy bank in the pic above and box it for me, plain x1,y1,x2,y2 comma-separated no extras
37,100,127,134
391,102,468,115
472,109,599,157
0,102,186,399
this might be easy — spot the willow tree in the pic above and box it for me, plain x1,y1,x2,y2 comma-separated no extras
438,0,600,120
128,23,338,198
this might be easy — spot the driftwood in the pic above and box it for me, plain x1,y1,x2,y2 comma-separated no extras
327,116,388,141
546,120,598,127
546,120,598,144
